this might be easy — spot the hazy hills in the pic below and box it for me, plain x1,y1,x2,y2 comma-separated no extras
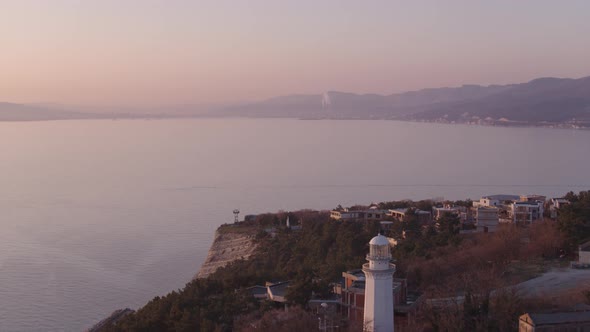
220,84,510,119
220,76,590,126
406,77,590,125
0,102,221,121
0,102,177,121
0,102,96,121
3,76,590,126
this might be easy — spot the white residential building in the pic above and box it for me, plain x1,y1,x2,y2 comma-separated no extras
388,208,432,224
330,208,389,222
432,205,468,222
549,198,570,219
510,201,544,224
473,194,520,208
550,198,570,209
520,194,546,203
476,207,499,233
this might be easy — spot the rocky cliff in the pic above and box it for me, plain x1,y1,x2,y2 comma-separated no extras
195,227,257,279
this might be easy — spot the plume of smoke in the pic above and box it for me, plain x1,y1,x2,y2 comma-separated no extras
321,92,332,109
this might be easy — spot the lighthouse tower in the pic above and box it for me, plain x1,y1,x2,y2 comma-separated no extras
363,234,395,332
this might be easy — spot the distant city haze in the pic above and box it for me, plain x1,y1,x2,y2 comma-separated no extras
2,0,590,108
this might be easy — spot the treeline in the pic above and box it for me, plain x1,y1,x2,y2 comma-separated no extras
558,191,590,245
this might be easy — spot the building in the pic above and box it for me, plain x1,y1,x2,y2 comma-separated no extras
363,234,396,332
330,207,389,222
388,209,406,221
244,214,258,222
333,235,420,329
476,207,499,233
388,208,432,224
247,285,269,300
473,194,520,208
511,201,544,224
285,216,302,231
550,198,570,210
267,281,290,304
339,269,367,321
337,269,420,328
432,205,466,221
549,198,570,219
578,241,590,265
519,310,590,331
330,210,362,221
520,194,547,203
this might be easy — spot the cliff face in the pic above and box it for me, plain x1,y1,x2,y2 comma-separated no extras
195,228,257,279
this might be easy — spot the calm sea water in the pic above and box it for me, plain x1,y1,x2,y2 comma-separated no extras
0,118,589,331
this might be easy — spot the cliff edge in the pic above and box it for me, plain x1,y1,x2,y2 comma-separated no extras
86,308,134,332
195,226,257,279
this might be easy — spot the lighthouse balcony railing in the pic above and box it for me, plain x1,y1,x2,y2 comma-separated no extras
366,254,392,261
362,263,396,270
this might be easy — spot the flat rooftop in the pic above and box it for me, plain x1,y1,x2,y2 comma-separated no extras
483,194,520,201
267,281,290,297
343,269,365,279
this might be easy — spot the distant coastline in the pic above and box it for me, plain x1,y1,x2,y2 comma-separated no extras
4,75,590,127
2,114,588,131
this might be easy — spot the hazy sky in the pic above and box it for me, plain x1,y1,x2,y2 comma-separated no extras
2,0,590,107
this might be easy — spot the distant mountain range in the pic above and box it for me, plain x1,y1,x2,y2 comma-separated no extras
0,102,179,121
219,76,590,127
3,76,590,127
0,102,98,121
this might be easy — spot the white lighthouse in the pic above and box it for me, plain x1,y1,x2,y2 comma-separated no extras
363,234,395,332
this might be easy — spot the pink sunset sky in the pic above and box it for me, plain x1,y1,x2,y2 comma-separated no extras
1,0,590,107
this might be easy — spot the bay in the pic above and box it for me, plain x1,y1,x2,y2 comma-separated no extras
0,118,588,331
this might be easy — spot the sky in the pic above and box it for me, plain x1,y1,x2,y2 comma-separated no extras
1,0,590,107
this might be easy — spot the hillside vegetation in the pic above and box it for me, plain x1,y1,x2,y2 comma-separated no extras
101,191,590,331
